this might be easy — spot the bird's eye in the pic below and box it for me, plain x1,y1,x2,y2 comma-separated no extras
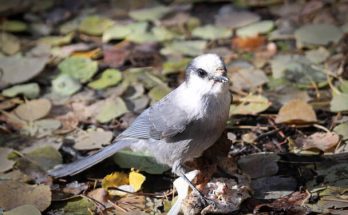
197,68,207,78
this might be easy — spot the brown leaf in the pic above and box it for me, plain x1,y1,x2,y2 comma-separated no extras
0,147,15,173
55,112,79,134
0,181,51,211
14,99,52,122
275,99,317,124
74,129,113,150
232,36,266,51
103,45,130,68
301,132,340,152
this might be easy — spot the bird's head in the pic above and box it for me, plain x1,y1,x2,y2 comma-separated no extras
185,53,229,95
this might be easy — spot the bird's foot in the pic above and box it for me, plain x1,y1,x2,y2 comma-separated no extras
199,195,217,208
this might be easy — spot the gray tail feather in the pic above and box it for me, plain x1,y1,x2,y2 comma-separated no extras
48,140,132,178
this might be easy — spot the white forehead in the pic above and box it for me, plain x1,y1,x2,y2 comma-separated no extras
191,54,224,72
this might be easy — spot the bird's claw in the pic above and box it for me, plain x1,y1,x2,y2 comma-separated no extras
198,194,217,208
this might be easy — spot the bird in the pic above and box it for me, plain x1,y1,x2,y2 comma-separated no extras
49,53,231,202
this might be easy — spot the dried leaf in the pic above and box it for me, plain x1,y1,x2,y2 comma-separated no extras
0,56,48,88
302,132,340,152
3,204,41,215
215,10,260,29
0,181,51,211
74,129,113,150
102,172,129,189
129,170,146,192
238,153,280,179
230,67,269,91
0,32,20,55
295,24,343,47
232,36,266,51
14,99,52,122
103,46,130,68
71,48,101,59
0,147,15,173
275,99,317,124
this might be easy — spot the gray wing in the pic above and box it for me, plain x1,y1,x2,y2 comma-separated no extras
119,93,189,140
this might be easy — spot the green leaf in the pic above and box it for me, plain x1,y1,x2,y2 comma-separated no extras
333,123,348,140
38,33,74,46
127,32,157,43
236,20,274,38
305,47,330,64
330,93,348,112
270,54,327,88
79,16,114,36
24,146,62,171
4,205,41,215
0,20,28,32
52,74,81,96
295,24,343,47
102,22,151,43
2,83,40,99
129,6,171,21
152,26,178,41
53,197,96,215
230,95,271,115
342,23,348,33
0,32,20,55
162,57,190,75
338,80,348,93
192,25,232,40
113,149,170,174
96,98,128,123
148,84,171,102
102,24,132,42
161,40,207,57
58,56,98,83
88,69,122,90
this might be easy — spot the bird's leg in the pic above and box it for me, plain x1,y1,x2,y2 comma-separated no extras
172,162,217,207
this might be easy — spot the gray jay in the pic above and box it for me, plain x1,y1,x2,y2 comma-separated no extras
49,53,231,201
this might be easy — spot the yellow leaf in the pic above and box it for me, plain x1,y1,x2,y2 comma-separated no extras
72,48,101,59
129,170,146,192
101,172,129,190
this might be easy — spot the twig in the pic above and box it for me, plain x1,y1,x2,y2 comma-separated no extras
312,124,330,132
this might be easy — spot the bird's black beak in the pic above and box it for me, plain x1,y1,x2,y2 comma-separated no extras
210,75,229,83
209,68,229,83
